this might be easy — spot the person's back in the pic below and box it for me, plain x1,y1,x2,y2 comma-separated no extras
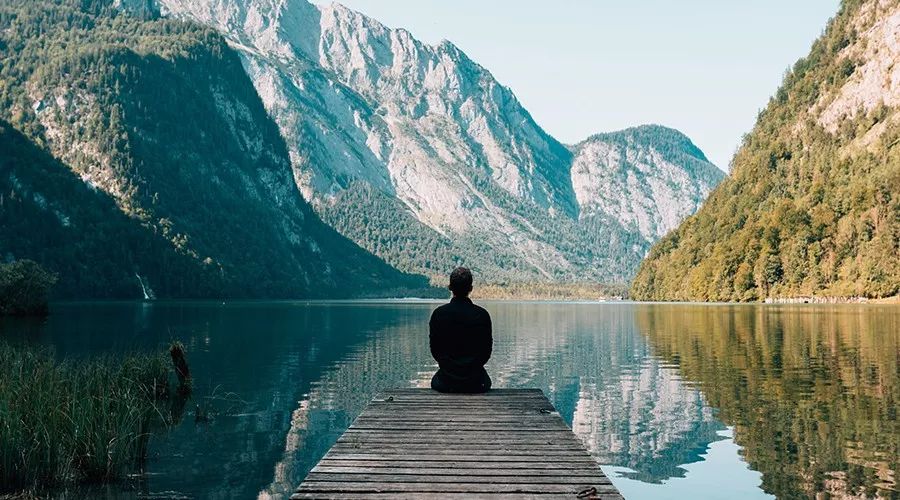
430,267,492,393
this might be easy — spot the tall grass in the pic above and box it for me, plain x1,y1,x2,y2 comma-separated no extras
0,341,171,491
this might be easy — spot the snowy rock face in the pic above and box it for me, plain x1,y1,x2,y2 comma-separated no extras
150,0,724,283
815,2,900,136
571,126,725,242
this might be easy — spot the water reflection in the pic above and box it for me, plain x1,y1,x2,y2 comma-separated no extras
3,301,895,499
635,304,899,499
258,302,729,497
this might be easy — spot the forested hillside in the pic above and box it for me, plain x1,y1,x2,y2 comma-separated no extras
0,0,427,298
632,0,900,301
0,120,222,297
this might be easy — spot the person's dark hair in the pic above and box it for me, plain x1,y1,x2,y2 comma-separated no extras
449,267,473,297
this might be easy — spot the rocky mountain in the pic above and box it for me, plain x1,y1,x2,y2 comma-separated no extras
149,0,724,285
0,0,427,298
571,126,723,244
632,0,900,301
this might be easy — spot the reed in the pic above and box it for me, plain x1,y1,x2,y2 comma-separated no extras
0,341,170,491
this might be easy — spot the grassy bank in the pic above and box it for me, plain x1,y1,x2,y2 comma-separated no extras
0,341,171,492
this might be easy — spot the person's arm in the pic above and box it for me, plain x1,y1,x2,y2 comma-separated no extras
429,311,448,365
477,311,493,365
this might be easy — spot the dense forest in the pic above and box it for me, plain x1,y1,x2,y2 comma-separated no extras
0,0,428,298
632,0,899,301
322,155,657,287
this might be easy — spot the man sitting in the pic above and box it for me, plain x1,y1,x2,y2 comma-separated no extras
429,267,493,393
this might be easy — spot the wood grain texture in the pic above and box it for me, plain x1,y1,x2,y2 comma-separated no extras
293,388,622,499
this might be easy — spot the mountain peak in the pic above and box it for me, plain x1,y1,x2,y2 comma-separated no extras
580,124,712,165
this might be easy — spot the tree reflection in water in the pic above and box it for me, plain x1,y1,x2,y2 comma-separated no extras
636,304,899,499
259,302,730,497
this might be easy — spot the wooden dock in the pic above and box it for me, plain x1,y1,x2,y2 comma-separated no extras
293,388,622,499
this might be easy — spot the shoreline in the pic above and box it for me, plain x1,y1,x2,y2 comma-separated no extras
764,295,900,304
35,296,900,307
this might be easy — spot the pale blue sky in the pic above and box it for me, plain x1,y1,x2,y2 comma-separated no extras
312,0,841,170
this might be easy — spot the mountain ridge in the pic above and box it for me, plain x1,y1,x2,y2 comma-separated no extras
149,0,724,285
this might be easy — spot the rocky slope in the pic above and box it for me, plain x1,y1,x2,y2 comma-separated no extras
150,0,724,285
0,0,426,298
632,0,900,301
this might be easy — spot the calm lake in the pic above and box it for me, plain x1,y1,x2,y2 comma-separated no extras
2,301,898,499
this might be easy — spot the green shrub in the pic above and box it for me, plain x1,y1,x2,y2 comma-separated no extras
0,260,57,316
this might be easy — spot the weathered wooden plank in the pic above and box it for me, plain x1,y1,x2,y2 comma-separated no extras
348,422,570,428
343,428,573,433
368,398,551,403
328,448,593,456
339,432,576,440
326,448,590,460
320,452,598,462
304,473,612,484
353,416,562,423
381,388,543,393
333,442,588,449
379,389,543,396
331,441,590,449
333,440,584,447
338,434,576,441
371,397,549,402
375,396,549,400
316,459,601,469
292,494,620,500
342,427,570,432
347,419,565,425
343,429,573,434
295,389,620,499
362,406,557,412
311,465,606,475
374,394,545,398
363,405,557,411
331,439,590,448
336,437,585,446
295,481,621,494
359,412,562,419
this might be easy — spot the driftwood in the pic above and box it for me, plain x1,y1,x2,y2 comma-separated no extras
169,341,192,395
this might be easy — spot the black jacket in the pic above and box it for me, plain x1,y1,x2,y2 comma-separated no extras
429,297,492,390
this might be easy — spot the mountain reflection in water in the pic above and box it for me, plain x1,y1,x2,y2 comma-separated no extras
2,301,896,499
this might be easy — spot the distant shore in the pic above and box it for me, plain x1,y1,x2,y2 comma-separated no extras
33,292,900,305
764,295,899,304
470,283,629,302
